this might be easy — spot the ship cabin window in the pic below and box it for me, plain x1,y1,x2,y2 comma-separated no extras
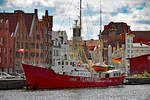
66,61,68,65
62,61,64,65
99,74,101,77
114,73,116,76
105,74,109,78
114,73,120,77
72,62,74,66
70,62,72,65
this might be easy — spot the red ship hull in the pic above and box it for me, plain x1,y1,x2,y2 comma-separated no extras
22,64,124,89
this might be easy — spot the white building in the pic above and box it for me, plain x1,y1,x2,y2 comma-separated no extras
125,33,150,74
125,33,134,74
51,31,69,66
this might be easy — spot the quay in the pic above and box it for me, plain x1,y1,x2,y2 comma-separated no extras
0,78,26,90
124,77,150,85
1,77,150,90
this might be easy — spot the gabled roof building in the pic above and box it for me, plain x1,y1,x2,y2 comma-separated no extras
0,9,53,73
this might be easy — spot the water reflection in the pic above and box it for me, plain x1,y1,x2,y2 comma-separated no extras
0,85,150,100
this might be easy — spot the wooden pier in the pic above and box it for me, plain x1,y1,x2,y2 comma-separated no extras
0,78,26,90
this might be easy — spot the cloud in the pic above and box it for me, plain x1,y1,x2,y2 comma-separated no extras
0,0,150,40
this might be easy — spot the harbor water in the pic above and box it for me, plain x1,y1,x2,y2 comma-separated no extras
0,85,150,100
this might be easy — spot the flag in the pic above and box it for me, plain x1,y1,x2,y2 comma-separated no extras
18,49,24,53
112,58,121,64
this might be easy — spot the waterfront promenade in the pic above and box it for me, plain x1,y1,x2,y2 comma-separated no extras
0,85,150,100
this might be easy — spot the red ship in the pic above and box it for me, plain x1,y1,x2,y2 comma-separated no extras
22,64,124,89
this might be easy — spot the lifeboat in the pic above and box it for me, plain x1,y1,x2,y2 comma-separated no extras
92,63,108,72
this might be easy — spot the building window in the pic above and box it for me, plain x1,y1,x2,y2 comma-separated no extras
66,61,68,65
70,62,72,65
25,52,28,58
127,39,130,43
0,56,1,63
36,44,39,49
16,52,20,58
4,38,6,45
0,48,1,53
30,52,35,57
40,44,43,49
58,62,60,65
21,42,24,48
5,57,7,63
21,32,23,39
0,38,2,45
36,35,40,40
16,42,20,48
25,42,28,49
0,38,6,45
36,53,39,57
62,61,64,65
4,48,6,54
40,53,44,58
33,34,35,40
30,43,35,48
16,61,19,67
128,55,130,58
127,44,130,48
17,32,19,39
25,34,28,40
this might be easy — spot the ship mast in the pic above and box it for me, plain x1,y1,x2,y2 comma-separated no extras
80,0,82,31
99,0,102,35
99,0,103,64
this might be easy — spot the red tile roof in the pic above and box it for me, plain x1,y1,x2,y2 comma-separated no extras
0,13,18,35
101,22,131,35
24,14,34,34
0,12,35,35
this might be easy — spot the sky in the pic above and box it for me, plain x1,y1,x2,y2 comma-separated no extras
0,0,150,40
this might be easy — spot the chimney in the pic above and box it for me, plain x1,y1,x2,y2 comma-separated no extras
34,9,38,16
45,10,48,17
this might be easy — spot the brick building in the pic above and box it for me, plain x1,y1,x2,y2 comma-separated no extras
39,10,53,67
0,19,15,73
0,9,53,73
99,22,133,63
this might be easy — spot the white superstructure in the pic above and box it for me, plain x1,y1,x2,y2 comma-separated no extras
125,33,134,74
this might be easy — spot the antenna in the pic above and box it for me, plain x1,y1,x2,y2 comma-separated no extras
80,0,82,30
99,0,102,35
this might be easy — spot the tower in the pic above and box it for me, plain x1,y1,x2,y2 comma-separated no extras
72,0,82,50
72,20,82,50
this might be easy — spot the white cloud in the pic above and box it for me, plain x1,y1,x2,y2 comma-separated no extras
1,0,150,40
53,24,73,40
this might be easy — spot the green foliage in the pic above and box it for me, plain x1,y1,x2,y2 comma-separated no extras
126,71,150,78
143,70,150,77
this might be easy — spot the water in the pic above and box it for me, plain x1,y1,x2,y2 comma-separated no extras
0,85,150,100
